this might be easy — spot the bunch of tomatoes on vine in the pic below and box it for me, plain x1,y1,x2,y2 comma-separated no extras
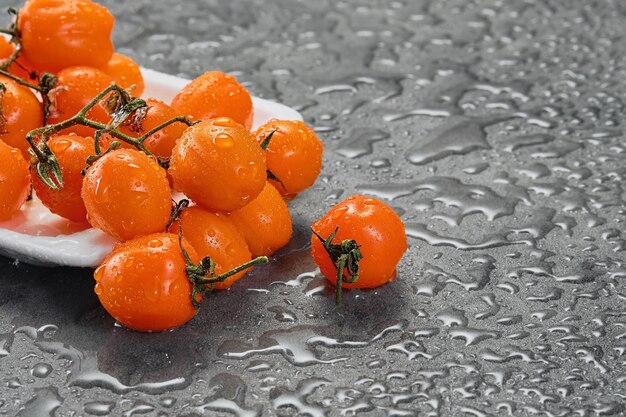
0,0,407,332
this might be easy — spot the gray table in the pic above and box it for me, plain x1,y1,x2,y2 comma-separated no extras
1,0,625,416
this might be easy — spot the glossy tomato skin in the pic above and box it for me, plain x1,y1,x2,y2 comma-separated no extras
168,206,252,289
32,135,94,223
169,118,266,212
229,182,292,258
81,149,171,241
18,0,114,73
254,119,323,197
0,38,12,64
311,195,407,289
47,67,114,137
117,98,186,159
0,140,31,221
0,37,37,81
0,75,43,159
100,53,145,97
94,233,200,332
171,72,253,130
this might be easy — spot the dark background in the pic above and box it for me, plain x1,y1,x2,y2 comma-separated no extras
1,0,625,416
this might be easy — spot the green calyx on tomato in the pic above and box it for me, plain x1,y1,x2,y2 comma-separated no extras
175,208,269,309
311,226,363,308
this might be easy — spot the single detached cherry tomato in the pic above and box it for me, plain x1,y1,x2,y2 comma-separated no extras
254,119,323,197
99,53,145,97
117,98,186,159
311,195,407,290
0,74,43,159
168,206,252,289
0,140,31,221
0,37,37,81
81,148,171,241
169,117,266,212
32,135,95,223
171,72,253,130
17,0,114,73
47,66,114,137
94,233,200,332
229,182,292,258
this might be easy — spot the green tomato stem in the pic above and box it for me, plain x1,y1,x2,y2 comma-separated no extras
335,255,347,307
0,68,40,91
0,45,20,71
196,256,269,285
26,83,195,189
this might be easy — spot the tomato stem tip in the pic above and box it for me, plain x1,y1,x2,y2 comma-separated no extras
166,199,190,230
258,129,277,151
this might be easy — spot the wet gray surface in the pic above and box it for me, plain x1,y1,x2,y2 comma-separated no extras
1,0,626,415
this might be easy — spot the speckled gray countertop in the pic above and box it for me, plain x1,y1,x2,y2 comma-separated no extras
1,0,626,416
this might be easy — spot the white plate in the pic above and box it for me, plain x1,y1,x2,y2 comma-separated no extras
0,68,302,268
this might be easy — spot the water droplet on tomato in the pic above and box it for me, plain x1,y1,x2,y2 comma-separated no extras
248,162,259,177
331,206,348,220
124,257,135,269
148,238,163,248
144,288,160,302
214,132,235,149
235,165,246,177
94,265,104,282
94,283,103,295
226,244,237,256
120,218,136,232
51,139,72,153
212,117,237,127
363,197,377,206
93,178,111,204
168,281,181,294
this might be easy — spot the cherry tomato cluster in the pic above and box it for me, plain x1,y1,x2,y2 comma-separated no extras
0,0,407,332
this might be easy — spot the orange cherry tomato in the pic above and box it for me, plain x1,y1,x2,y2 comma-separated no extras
81,148,171,241
32,135,94,223
169,117,266,212
168,206,252,289
171,72,254,130
0,37,37,81
0,74,43,159
94,233,200,332
311,195,407,290
254,119,323,197
0,38,11,63
17,0,114,73
0,140,31,221
117,98,186,159
99,53,144,97
229,182,292,258
47,67,114,137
